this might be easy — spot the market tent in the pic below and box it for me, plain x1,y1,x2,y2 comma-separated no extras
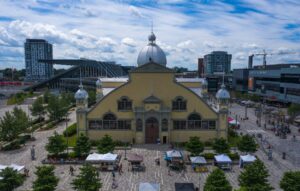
139,182,160,191
175,183,195,191
9,164,24,172
165,150,183,161
214,154,232,163
190,156,206,164
128,153,143,162
86,153,103,161
228,119,240,125
99,153,118,162
239,154,256,168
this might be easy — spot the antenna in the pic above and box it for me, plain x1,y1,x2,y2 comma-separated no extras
79,67,83,88
151,19,153,33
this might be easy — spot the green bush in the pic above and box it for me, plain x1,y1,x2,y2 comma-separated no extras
2,140,21,151
18,134,31,144
201,153,215,160
228,152,240,160
63,123,77,137
90,140,100,147
68,152,77,158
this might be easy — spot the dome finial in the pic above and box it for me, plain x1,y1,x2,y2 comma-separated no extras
148,19,156,43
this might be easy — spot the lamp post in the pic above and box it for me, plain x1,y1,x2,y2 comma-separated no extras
124,143,127,160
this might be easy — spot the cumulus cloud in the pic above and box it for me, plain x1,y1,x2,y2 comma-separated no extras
121,37,137,47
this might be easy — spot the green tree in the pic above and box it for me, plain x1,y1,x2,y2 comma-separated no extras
45,131,67,157
43,90,51,104
32,165,59,191
72,164,102,191
238,160,273,191
30,97,46,120
47,95,69,121
280,171,300,191
213,138,230,154
185,136,204,156
0,107,30,141
0,167,25,191
88,90,96,105
74,134,91,157
97,134,115,154
204,168,232,191
288,104,300,118
237,135,257,153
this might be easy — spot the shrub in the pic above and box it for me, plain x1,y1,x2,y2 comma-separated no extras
228,152,240,160
201,153,215,160
63,123,77,137
2,140,21,151
90,140,100,147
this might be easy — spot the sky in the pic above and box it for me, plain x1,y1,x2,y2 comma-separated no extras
0,0,300,70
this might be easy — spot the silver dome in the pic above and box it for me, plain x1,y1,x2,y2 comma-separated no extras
75,84,89,100
137,32,167,66
216,84,230,99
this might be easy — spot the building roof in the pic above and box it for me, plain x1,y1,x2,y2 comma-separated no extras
131,62,174,73
74,84,88,99
100,78,128,82
176,78,205,82
137,32,167,67
216,84,230,99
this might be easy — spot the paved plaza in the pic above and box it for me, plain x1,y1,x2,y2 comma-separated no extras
0,103,299,190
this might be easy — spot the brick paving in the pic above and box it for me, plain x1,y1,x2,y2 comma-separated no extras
0,103,299,190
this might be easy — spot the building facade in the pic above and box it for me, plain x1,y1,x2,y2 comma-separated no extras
25,39,53,81
204,51,232,75
248,65,300,104
75,32,229,144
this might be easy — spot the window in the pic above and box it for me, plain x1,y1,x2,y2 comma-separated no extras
173,120,186,130
103,113,117,129
187,113,201,129
209,121,216,129
136,119,143,131
162,119,168,131
172,97,187,111
118,97,132,111
118,120,131,130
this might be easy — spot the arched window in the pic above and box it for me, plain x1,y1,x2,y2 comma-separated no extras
161,119,168,131
136,119,143,131
187,113,201,129
118,97,132,111
172,97,187,111
103,113,117,129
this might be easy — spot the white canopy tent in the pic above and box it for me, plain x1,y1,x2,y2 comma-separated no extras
239,154,256,168
0,164,24,172
190,156,207,164
214,154,232,170
166,150,182,158
99,153,118,162
86,153,103,162
139,182,160,191
229,119,240,125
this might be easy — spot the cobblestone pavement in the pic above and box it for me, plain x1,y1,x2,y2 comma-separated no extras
0,103,299,190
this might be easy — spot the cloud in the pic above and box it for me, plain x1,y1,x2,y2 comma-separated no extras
121,37,137,47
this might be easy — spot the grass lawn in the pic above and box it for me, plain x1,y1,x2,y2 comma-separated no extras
64,134,77,147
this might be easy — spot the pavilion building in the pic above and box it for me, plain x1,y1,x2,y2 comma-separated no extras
75,32,230,144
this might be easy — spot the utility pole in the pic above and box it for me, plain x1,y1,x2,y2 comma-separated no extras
245,105,248,120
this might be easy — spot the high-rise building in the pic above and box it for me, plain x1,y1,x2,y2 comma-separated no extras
25,39,53,81
198,58,204,77
203,51,232,75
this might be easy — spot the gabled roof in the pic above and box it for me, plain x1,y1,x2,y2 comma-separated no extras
130,61,174,73
143,95,161,103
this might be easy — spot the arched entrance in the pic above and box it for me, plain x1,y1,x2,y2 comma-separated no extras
145,117,159,144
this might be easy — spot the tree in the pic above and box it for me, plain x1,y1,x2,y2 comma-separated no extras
204,168,232,191
185,136,204,156
280,171,300,191
237,135,257,153
72,164,102,191
43,90,51,104
97,134,115,154
45,131,67,157
32,165,59,191
88,90,96,105
238,160,273,191
30,97,46,120
0,107,30,141
213,138,230,154
0,167,25,191
74,134,91,157
288,104,300,118
47,95,69,121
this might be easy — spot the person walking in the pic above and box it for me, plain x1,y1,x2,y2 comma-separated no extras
69,166,74,176
30,145,35,160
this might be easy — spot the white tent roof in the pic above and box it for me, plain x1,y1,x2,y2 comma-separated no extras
190,156,207,164
100,153,118,161
214,154,232,163
240,154,256,162
166,150,182,158
139,182,160,191
0,164,24,172
229,119,240,125
86,153,103,161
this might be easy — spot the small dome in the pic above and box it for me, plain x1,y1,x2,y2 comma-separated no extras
137,32,167,66
216,84,230,99
96,78,102,86
75,84,89,100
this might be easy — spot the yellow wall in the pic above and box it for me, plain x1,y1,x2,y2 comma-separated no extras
178,82,202,88
102,82,126,88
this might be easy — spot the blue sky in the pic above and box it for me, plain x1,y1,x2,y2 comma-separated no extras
0,0,300,70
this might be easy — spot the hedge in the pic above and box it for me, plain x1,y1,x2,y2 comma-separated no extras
63,123,77,137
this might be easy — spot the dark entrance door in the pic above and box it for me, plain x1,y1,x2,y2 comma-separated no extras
145,117,159,144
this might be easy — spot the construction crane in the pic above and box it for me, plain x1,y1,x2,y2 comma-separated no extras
248,50,300,69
